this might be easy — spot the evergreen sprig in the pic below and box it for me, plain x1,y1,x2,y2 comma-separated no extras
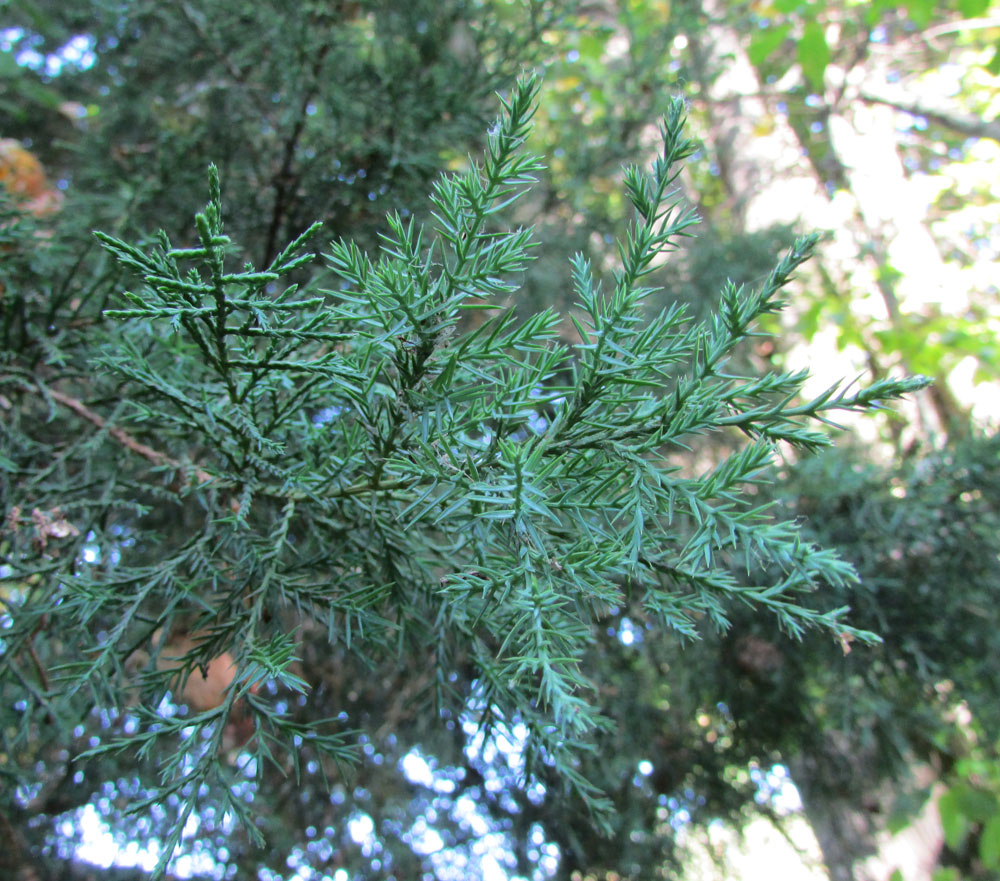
3,73,930,874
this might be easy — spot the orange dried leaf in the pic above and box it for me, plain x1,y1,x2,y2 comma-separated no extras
0,138,63,216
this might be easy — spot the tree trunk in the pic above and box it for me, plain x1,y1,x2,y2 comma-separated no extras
688,1,967,443
688,6,948,877
792,751,944,881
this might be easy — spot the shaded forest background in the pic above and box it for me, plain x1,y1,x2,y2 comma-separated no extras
1,1,999,879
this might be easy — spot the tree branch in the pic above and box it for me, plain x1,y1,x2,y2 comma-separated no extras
262,41,333,267
26,383,420,502
860,88,1000,144
30,385,213,486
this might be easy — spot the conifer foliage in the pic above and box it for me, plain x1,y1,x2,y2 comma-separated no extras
1,74,927,874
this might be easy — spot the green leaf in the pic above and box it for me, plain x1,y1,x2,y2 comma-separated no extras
959,0,990,15
981,814,1000,869
578,33,608,62
886,786,933,835
798,22,830,92
938,787,970,851
863,0,899,25
903,0,935,27
953,782,998,823
987,39,1000,76
748,24,792,68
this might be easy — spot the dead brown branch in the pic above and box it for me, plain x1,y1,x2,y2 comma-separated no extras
38,386,214,486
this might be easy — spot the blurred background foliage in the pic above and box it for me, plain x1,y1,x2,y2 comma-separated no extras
1,0,998,879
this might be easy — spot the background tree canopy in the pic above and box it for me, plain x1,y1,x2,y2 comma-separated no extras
1,2,998,880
